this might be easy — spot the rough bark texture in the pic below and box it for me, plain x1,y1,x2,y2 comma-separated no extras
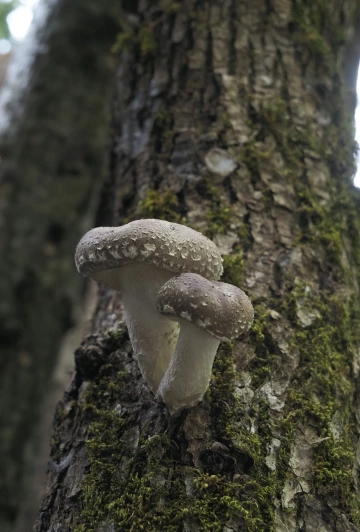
0,1,121,530
35,0,360,530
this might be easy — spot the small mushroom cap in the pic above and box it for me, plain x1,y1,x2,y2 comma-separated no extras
75,219,223,281
156,273,254,341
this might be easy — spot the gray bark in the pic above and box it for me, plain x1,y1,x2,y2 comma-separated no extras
33,0,360,530
0,1,121,530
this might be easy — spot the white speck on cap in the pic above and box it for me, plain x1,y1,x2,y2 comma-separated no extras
75,219,223,281
156,273,254,341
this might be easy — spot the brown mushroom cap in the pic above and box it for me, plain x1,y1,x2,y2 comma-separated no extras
156,273,254,342
75,219,223,281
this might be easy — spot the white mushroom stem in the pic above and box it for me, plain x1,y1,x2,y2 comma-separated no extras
157,320,220,414
93,263,179,392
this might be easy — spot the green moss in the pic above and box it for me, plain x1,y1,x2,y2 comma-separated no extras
296,188,344,261
242,96,327,183
206,204,231,236
108,327,129,349
237,94,360,517
314,431,360,525
113,3,182,59
206,344,237,435
155,103,172,131
260,98,323,169
221,112,231,130
276,285,360,524
242,141,259,177
226,277,360,526
220,254,360,525
325,119,357,184
240,302,285,392
138,25,156,58
314,435,354,487
221,252,245,287
189,471,275,532
292,0,330,66
291,0,345,72
202,180,232,237
242,90,356,276
73,337,282,531
112,22,156,59
206,344,280,530
153,103,175,152
138,189,183,223
112,31,134,54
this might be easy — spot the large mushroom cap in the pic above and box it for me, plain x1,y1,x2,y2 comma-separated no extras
75,219,223,281
156,273,254,341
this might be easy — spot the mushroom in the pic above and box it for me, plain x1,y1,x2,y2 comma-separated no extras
74,219,223,392
156,273,254,413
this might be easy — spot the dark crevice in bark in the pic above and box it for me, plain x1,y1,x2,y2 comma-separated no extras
228,0,238,76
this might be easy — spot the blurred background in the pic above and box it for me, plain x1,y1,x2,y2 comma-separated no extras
0,0,120,530
0,0,38,86
0,6,97,530
0,0,39,48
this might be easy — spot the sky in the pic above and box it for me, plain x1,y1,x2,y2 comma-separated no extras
7,2,36,41
1,0,360,186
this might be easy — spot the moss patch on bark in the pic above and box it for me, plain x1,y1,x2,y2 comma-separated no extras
138,189,183,223
74,340,281,532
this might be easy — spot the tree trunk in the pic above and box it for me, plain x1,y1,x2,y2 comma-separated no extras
0,1,120,530
35,0,360,530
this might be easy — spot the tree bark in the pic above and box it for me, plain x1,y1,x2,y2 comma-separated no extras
35,0,360,530
0,1,120,530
